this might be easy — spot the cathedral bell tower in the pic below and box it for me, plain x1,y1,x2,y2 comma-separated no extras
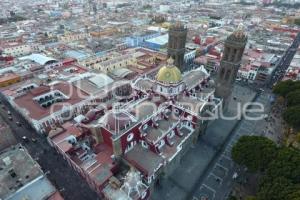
215,24,248,107
167,21,187,72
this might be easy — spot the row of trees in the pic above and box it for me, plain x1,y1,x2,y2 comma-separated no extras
295,18,300,26
273,80,300,129
232,136,300,200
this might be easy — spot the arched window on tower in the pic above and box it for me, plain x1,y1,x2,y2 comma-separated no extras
232,49,237,62
223,47,229,61
237,49,244,62
220,68,225,80
225,69,231,80
229,48,236,62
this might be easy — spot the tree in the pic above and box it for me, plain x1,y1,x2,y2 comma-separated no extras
231,136,278,172
286,90,300,107
265,147,300,184
295,18,300,26
273,80,300,97
286,185,300,200
227,196,237,200
245,196,257,200
233,136,300,200
283,105,300,129
258,176,300,200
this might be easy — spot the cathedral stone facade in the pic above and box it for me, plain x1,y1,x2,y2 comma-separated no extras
167,22,187,71
215,24,248,107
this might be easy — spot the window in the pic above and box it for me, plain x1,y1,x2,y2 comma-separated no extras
157,139,165,149
220,68,225,79
127,133,134,142
141,140,148,149
141,191,147,199
225,70,231,80
168,131,175,138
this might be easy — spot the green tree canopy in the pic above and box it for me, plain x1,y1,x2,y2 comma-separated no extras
245,196,257,200
232,136,300,200
258,176,300,200
283,105,300,129
265,147,300,184
286,90,300,107
231,136,278,172
273,80,300,97
227,196,238,200
295,18,300,26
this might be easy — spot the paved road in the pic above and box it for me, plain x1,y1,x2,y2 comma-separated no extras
190,92,272,200
268,32,300,88
0,95,99,200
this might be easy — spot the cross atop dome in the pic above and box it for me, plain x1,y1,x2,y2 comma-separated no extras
166,57,175,67
233,23,246,39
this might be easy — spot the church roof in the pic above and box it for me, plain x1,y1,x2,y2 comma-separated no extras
156,58,182,84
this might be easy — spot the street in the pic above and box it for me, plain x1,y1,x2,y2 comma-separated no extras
0,95,98,200
268,32,300,88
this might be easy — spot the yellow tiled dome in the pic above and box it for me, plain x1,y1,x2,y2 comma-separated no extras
156,58,182,84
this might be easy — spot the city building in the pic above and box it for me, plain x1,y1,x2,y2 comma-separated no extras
0,144,63,200
0,73,21,88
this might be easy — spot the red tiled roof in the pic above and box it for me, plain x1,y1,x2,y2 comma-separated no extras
30,86,50,96
0,73,20,82
14,82,89,120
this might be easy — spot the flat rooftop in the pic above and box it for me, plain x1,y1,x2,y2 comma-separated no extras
13,82,89,120
125,144,164,176
0,144,56,200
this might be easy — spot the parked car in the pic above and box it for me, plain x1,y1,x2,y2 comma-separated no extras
22,136,29,143
16,122,21,126
8,116,12,121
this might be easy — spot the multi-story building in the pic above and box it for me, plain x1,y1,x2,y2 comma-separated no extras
0,73,21,88
58,33,90,43
0,144,63,200
0,43,41,57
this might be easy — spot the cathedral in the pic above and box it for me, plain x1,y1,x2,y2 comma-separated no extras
48,24,247,200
